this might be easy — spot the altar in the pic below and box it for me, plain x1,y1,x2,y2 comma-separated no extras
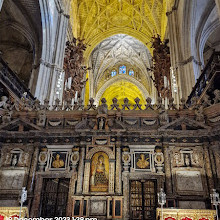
156,208,216,220
0,207,29,219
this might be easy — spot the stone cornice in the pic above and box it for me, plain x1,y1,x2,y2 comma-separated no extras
178,56,202,66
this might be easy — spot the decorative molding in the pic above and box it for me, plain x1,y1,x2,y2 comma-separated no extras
178,56,202,66
39,59,63,71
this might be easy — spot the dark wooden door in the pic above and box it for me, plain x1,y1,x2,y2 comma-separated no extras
40,178,70,217
130,180,157,220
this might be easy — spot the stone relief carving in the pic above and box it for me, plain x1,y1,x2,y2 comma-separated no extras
37,110,46,127
154,146,164,174
122,148,131,172
38,148,48,171
195,105,205,123
2,110,13,124
175,170,203,193
0,170,25,190
214,89,220,104
1,148,31,167
172,148,203,168
70,148,80,171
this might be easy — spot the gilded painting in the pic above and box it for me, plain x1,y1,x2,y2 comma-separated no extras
90,152,109,192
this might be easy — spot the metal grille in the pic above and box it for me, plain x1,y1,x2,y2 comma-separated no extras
130,180,156,220
40,178,70,217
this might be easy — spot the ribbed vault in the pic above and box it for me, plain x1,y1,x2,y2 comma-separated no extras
71,0,174,59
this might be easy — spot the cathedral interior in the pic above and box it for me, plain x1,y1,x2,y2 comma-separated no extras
0,0,220,219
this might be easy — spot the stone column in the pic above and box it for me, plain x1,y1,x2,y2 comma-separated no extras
67,171,78,216
115,144,122,194
167,8,182,104
209,144,217,187
27,145,39,192
30,175,43,217
76,146,85,194
33,0,69,104
215,0,220,20
83,159,91,193
210,142,220,189
109,159,115,194
0,0,3,11
122,172,129,220
167,6,199,102
163,145,172,195
204,144,214,192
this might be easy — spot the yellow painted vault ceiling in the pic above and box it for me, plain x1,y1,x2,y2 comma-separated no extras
69,0,175,106
71,0,171,57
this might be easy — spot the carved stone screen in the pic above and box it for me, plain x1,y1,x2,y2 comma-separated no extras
40,178,70,217
130,180,157,220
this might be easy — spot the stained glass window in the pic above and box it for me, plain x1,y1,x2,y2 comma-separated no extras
111,70,117,77
129,69,134,76
119,65,126,74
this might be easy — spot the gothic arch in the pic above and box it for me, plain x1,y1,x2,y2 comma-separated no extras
94,75,150,106
194,0,216,65
86,147,115,160
84,28,153,62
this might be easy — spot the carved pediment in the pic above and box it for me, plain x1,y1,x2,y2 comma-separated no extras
159,117,210,131
0,118,42,131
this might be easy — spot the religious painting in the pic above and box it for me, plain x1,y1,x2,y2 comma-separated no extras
50,152,67,169
134,153,150,170
90,152,109,192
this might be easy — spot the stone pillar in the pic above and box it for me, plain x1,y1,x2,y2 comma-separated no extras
83,159,91,193
166,8,182,104
109,159,115,193
215,0,220,20
167,6,199,101
76,146,85,194
210,142,220,190
115,144,122,194
33,0,69,104
0,0,3,11
27,145,39,192
66,171,78,216
122,172,129,220
163,145,172,195
204,144,214,192
30,175,43,217
209,144,217,188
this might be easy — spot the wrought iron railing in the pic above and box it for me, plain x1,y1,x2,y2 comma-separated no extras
187,51,220,106
0,56,35,100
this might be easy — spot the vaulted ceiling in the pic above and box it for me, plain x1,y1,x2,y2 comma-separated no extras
71,0,173,59
91,34,152,85
70,0,174,105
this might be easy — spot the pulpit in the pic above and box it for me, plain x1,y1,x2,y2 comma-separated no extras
156,208,216,220
0,207,29,219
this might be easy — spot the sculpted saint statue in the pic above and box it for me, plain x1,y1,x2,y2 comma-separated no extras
52,154,64,168
136,154,149,169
